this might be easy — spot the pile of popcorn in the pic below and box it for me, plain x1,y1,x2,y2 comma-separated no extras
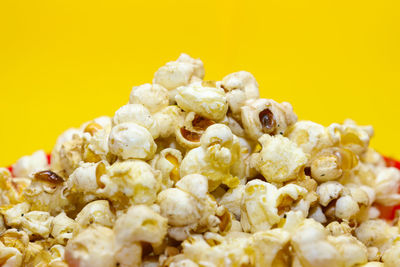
2,54,400,267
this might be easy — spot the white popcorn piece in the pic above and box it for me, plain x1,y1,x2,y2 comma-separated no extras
67,162,103,193
328,234,368,267
316,181,344,207
291,219,342,267
158,188,200,227
12,150,49,178
175,81,228,121
373,166,400,206
180,124,241,191
175,111,214,149
113,104,160,139
21,211,53,239
219,185,245,219
108,122,157,160
75,200,115,230
151,148,182,189
153,105,184,139
65,225,116,267
252,134,308,183
2,202,30,228
154,54,205,103
130,83,169,113
23,171,69,215
382,241,400,267
286,120,335,156
49,244,66,265
100,160,161,207
51,212,78,245
355,219,398,253
241,98,297,141
0,229,29,267
114,204,167,245
310,147,358,182
220,71,259,121
328,120,373,155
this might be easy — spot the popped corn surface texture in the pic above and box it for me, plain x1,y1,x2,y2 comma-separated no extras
2,53,400,267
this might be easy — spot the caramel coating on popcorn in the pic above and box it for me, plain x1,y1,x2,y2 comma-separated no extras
4,54,400,266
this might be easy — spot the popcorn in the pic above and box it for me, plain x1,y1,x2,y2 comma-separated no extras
175,111,214,149
21,211,53,239
175,81,228,121
251,134,308,183
130,83,169,113
75,200,115,229
51,212,78,245
65,225,116,267
241,98,297,141
220,71,259,121
0,229,29,266
382,241,400,267
151,148,183,189
286,120,335,156
114,205,167,245
2,202,30,228
328,119,373,155
113,104,160,139
373,166,400,206
241,179,308,233
99,160,161,207
108,122,157,160
0,168,28,205
180,124,241,190
12,150,48,178
153,105,184,139
4,54,400,266
355,219,398,253
154,53,205,102
24,170,69,215
310,147,358,182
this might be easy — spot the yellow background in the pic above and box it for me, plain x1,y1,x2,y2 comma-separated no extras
1,0,400,166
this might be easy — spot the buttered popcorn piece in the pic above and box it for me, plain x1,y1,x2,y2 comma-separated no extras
108,122,156,160
252,134,308,183
5,54,400,266
175,81,228,121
